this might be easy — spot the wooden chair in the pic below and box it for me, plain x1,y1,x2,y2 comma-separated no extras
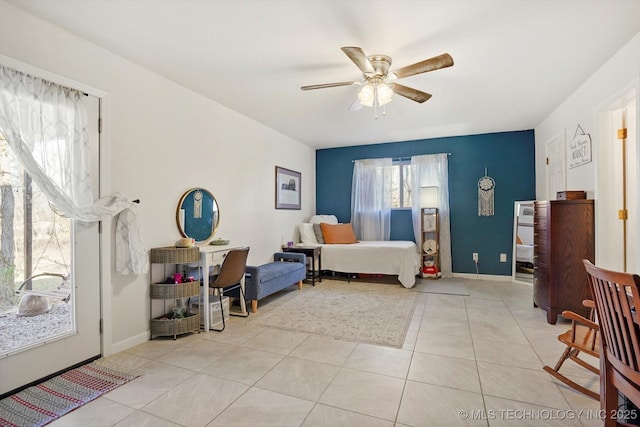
209,247,250,332
543,299,600,400
583,260,640,426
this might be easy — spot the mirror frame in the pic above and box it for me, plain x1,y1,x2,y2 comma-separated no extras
512,200,535,285
176,188,219,242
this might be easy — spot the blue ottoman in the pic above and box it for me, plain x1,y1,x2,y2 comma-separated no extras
244,252,306,313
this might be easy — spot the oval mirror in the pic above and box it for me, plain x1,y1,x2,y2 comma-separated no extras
176,188,219,242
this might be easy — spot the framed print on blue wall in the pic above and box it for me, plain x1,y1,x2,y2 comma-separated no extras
275,166,301,210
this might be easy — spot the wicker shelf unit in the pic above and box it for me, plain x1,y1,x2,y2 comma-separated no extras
149,246,201,340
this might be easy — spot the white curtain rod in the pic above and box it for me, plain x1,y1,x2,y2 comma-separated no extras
352,153,452,163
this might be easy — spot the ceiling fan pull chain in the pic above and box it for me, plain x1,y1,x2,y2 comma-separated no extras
374,83,379,119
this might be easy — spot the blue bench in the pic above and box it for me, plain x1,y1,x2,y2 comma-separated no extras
244,252,306,313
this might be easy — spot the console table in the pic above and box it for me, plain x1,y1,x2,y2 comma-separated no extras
199,244,248,331
282,246,321,286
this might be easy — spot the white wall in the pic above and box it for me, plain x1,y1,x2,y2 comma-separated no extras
0,1,315,352
535,32,640,270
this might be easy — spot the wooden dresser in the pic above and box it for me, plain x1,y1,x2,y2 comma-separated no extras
533,199,595,324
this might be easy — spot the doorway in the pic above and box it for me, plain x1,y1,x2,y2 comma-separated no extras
595,84,638,272
0,89,102,396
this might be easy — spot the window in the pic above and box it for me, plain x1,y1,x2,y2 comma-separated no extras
0,135,73,355
391,161,413,209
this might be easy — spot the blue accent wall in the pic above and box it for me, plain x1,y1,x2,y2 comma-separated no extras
316,130,536,276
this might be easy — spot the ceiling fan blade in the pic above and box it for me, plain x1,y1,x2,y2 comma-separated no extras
341,46,374,74
347,98,362,112
390,53,454,79
391,83,432,103
301,81,357,90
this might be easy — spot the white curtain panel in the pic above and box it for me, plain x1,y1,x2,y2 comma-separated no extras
0,65,147,275
351,158,392,240
411,153,452,277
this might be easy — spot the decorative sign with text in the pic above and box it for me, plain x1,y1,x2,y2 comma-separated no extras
568,125,592,169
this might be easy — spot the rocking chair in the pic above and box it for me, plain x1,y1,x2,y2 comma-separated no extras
583,260,640,426
543,299,600,400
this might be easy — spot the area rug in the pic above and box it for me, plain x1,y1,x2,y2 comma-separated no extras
0,361,139,427
255,280,418,348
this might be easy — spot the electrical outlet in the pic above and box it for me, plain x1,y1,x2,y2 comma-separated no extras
500,253,507,262
472,252,478,262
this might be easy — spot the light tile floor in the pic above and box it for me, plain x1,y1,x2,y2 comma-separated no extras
50,278,603,427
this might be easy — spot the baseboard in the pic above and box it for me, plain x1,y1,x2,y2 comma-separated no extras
108,331,149,356
452,273,512,281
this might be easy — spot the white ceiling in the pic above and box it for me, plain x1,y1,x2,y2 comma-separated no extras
9,0,640,149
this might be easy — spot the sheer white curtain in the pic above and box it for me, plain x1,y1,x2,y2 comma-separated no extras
351,158,392,240
0,65,147,274
411,153,452,277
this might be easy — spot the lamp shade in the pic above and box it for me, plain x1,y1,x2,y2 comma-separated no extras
377,82,393,106
420,186,438,208
358,84,374,107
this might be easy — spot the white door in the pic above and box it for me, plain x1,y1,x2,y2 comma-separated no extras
0,96,101,396
545,131,566,200
595,89,638,272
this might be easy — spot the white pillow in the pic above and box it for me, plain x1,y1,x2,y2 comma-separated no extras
299,223,318,245
309,215,338,225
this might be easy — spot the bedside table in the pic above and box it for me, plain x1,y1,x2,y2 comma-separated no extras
282,246,321,286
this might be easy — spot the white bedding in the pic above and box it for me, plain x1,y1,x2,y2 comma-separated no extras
516,244,534,264
319,241,420,289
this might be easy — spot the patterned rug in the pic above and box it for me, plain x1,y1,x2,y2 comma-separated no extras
0,361,138,427
255,280,418,348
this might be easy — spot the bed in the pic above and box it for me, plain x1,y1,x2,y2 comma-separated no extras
320,240,420,288
299,215,420,288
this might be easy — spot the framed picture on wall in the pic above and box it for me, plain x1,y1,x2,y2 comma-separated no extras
275,166,301,210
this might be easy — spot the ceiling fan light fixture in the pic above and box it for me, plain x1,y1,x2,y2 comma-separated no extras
377,82,393,106
357,83,375,107
301,46,453,118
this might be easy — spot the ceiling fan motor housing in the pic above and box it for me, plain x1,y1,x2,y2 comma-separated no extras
367,55,392,77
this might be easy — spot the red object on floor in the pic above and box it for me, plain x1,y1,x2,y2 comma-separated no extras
422,266,438,275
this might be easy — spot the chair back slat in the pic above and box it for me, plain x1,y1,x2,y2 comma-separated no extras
595,280,617,360
584,260,640,376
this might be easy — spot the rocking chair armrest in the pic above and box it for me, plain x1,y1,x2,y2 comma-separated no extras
561,310,599,331
582,299,595,309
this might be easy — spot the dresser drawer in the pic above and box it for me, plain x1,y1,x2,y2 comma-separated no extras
534,218,547,231
533,236,547,253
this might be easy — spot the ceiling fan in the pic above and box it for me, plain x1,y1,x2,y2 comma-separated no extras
301,46,454,116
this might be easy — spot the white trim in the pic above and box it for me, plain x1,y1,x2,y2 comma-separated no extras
98,96,113,356
110,331,149,355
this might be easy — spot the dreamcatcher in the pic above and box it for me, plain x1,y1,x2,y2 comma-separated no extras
478,168,495,216
193,189,203,219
